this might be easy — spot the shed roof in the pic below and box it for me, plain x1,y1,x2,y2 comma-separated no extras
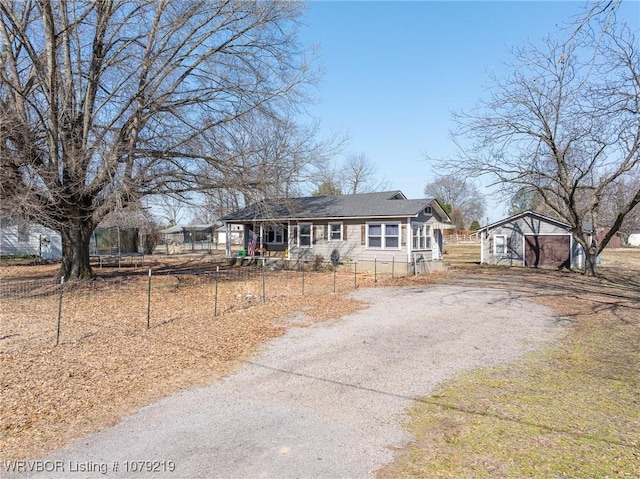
479,211,591,233
221,191,449,222
160,224,215,234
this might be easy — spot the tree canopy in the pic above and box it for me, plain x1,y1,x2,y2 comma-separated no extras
0,0,316,278
439,1,640,275
424,175,485,230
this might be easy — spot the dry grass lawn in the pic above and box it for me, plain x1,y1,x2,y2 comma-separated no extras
378,247,640,479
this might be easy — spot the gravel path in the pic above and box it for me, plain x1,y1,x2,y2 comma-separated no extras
6,283,564,479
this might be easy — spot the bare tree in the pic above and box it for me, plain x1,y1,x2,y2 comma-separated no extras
309,158,343,196
309,152,389,196
0,0,314,279
424,175,485,229
439,2,640,275
198,112,342,206
341,152,390,194
155,196,187,227
602,175,640,244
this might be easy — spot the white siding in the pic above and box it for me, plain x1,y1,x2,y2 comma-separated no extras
481,214,585,269
0,219,62,259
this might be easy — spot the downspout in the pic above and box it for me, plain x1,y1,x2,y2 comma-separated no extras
406,217,412,266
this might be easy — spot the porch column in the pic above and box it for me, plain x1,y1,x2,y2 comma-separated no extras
406,218,412,264
259,223,264,254
429,225,436,260
225,223,231,257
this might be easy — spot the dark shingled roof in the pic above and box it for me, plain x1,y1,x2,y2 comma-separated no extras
222,191,439,222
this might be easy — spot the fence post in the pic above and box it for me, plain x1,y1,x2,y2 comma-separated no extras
301,263,305,296
55,278,64,346
261,260,266,303
146,269,152,329
374,256,377,284
392,255,395,278
354,261,357,289
214,266,219,317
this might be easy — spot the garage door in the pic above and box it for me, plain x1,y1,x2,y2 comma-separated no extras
524,235,571,268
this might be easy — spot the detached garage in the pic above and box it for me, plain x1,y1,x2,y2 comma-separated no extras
479,211,588,269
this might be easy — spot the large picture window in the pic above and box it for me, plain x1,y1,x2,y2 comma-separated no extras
367,223,401,249
298,223,312,248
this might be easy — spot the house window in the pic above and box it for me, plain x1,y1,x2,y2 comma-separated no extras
266,226,284,244
367,223,401,249
329,223,343,241
385,224,399,248
413,224,431,250
368,224,382,248
494,234,507,254
413,225,427,250
298,223,312,248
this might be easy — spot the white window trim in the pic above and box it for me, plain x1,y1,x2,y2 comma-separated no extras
367,222,401,250
298,222,313,248
266,226,284,245
328,222,343,241
494,234,507,254
412,224,433,250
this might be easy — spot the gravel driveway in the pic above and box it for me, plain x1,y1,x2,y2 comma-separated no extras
7,283,563,479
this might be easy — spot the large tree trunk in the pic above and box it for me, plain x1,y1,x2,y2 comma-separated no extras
584,246,598,277
58,220,95,280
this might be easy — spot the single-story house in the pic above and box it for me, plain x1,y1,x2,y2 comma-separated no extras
0,215,62,260
478,211,589,269
220,190,452,272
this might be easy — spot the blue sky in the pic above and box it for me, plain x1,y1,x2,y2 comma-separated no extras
299,1,640,223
